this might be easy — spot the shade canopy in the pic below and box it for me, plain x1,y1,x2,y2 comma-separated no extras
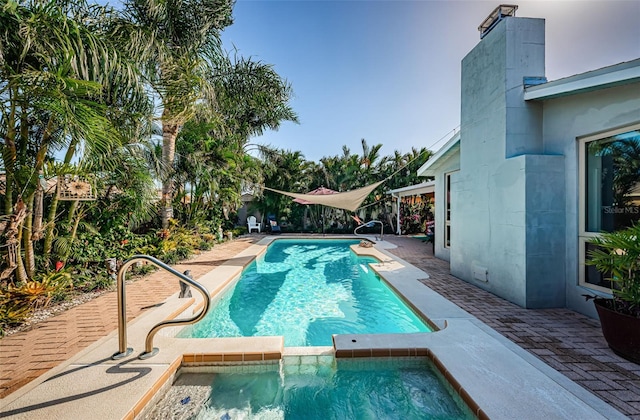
292,186,337,205
264,181,384,212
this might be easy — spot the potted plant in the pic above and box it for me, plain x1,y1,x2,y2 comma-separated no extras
586,222,640,364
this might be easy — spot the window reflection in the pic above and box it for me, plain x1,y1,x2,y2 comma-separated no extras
585,129,640,233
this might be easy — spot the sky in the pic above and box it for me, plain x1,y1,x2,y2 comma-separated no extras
219,0,640,162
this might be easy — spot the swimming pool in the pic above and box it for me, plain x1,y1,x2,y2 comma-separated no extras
147,357,475,420
178,239,431,346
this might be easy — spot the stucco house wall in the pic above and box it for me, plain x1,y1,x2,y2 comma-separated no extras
534,84,640,317
452,17,566,308
419,10,640,317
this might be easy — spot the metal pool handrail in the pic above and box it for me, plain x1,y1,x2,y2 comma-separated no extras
354,220,384,242
111,255,211,360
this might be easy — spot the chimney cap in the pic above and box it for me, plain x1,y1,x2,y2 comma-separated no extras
479,4,518,39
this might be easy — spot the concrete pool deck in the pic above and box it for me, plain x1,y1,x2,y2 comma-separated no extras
0,234,638,419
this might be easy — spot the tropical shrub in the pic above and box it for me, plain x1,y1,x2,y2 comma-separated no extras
400,201,433,235
0,271,73,336
587,222,640,317
0,291,33,336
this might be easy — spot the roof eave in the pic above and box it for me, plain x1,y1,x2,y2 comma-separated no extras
387,180,435,196
524,59,640,101
418,132,461,177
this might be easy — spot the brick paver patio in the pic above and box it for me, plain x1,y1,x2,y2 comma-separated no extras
1,234,639,418
384,235,640,419
0,236,259,400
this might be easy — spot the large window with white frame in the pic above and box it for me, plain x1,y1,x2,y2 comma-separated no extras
579,124,640,291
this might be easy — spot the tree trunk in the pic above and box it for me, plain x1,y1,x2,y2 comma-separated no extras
65,204,83,261
43,192,60,266
15,215,28,283
23,195,35,278
31,171,45,241
3,94,17,216
66,200,79,228
15,242,28,283
43,140,76,263
1,199,26,281
161,118,179,229
3,173,14,217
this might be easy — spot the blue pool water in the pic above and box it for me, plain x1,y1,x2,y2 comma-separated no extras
178,239,430,346
192,358,474,419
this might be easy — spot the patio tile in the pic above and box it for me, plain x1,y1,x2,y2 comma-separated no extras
383,235,640,418
1,234,638,418
598,391,640,416
0,236,260,400
579,379,617,391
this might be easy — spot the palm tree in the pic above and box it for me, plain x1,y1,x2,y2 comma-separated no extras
115,0,234,229
0,1,151,280
212,55,298,142
258,149,311,225
359,138,383,180
171,53,298,227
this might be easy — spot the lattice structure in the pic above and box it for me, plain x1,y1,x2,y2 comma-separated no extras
6,242,17,268
56,175,97,201
0,241,18,280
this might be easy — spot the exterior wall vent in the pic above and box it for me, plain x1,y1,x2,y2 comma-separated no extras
478,4,518,39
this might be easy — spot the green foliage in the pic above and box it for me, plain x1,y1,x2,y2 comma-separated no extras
587,222,640,317
71,226,161,264
0,0,443,335
132,264,157,276
0,271,73,336
0,291,33,337
11,272,73,309
71,267,113,292
155,223,223,264
400,201,434,235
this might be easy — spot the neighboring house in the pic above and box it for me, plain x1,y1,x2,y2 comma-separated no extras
418,9,640,318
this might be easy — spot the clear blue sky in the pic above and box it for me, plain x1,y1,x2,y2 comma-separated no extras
220,0,640,162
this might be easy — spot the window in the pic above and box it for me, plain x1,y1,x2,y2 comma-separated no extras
579,124,640,291
444,172,453,248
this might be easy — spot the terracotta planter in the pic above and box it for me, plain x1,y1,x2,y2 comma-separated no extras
594,298,640,364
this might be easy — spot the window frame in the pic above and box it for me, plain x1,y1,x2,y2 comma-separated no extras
578,123,640,292
444,171,454,249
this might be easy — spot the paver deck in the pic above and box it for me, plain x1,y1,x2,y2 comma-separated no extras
0,237,259,400
385,235,640,419
0,234,639,418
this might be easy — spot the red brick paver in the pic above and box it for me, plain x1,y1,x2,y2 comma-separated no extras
384,235,640,419
2,234,639,418
0,236,259,399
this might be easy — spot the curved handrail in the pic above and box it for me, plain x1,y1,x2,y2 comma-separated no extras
354,220,384,242
111,255,211,360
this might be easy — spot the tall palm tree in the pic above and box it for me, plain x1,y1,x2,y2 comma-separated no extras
212,55,298,141
0,0,151,280
171,54,298,226
115,0,234,228
258,149,311,222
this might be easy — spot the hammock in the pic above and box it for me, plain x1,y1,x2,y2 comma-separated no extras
263,181,384,212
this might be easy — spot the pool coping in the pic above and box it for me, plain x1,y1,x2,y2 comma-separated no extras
0,236,626,419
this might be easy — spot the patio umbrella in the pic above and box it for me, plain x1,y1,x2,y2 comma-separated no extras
293,186,337,234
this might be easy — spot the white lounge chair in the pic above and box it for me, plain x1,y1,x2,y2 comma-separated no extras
247,216,261,233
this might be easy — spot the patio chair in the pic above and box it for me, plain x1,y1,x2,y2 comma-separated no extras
267,215,281,234
247,216,261,233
